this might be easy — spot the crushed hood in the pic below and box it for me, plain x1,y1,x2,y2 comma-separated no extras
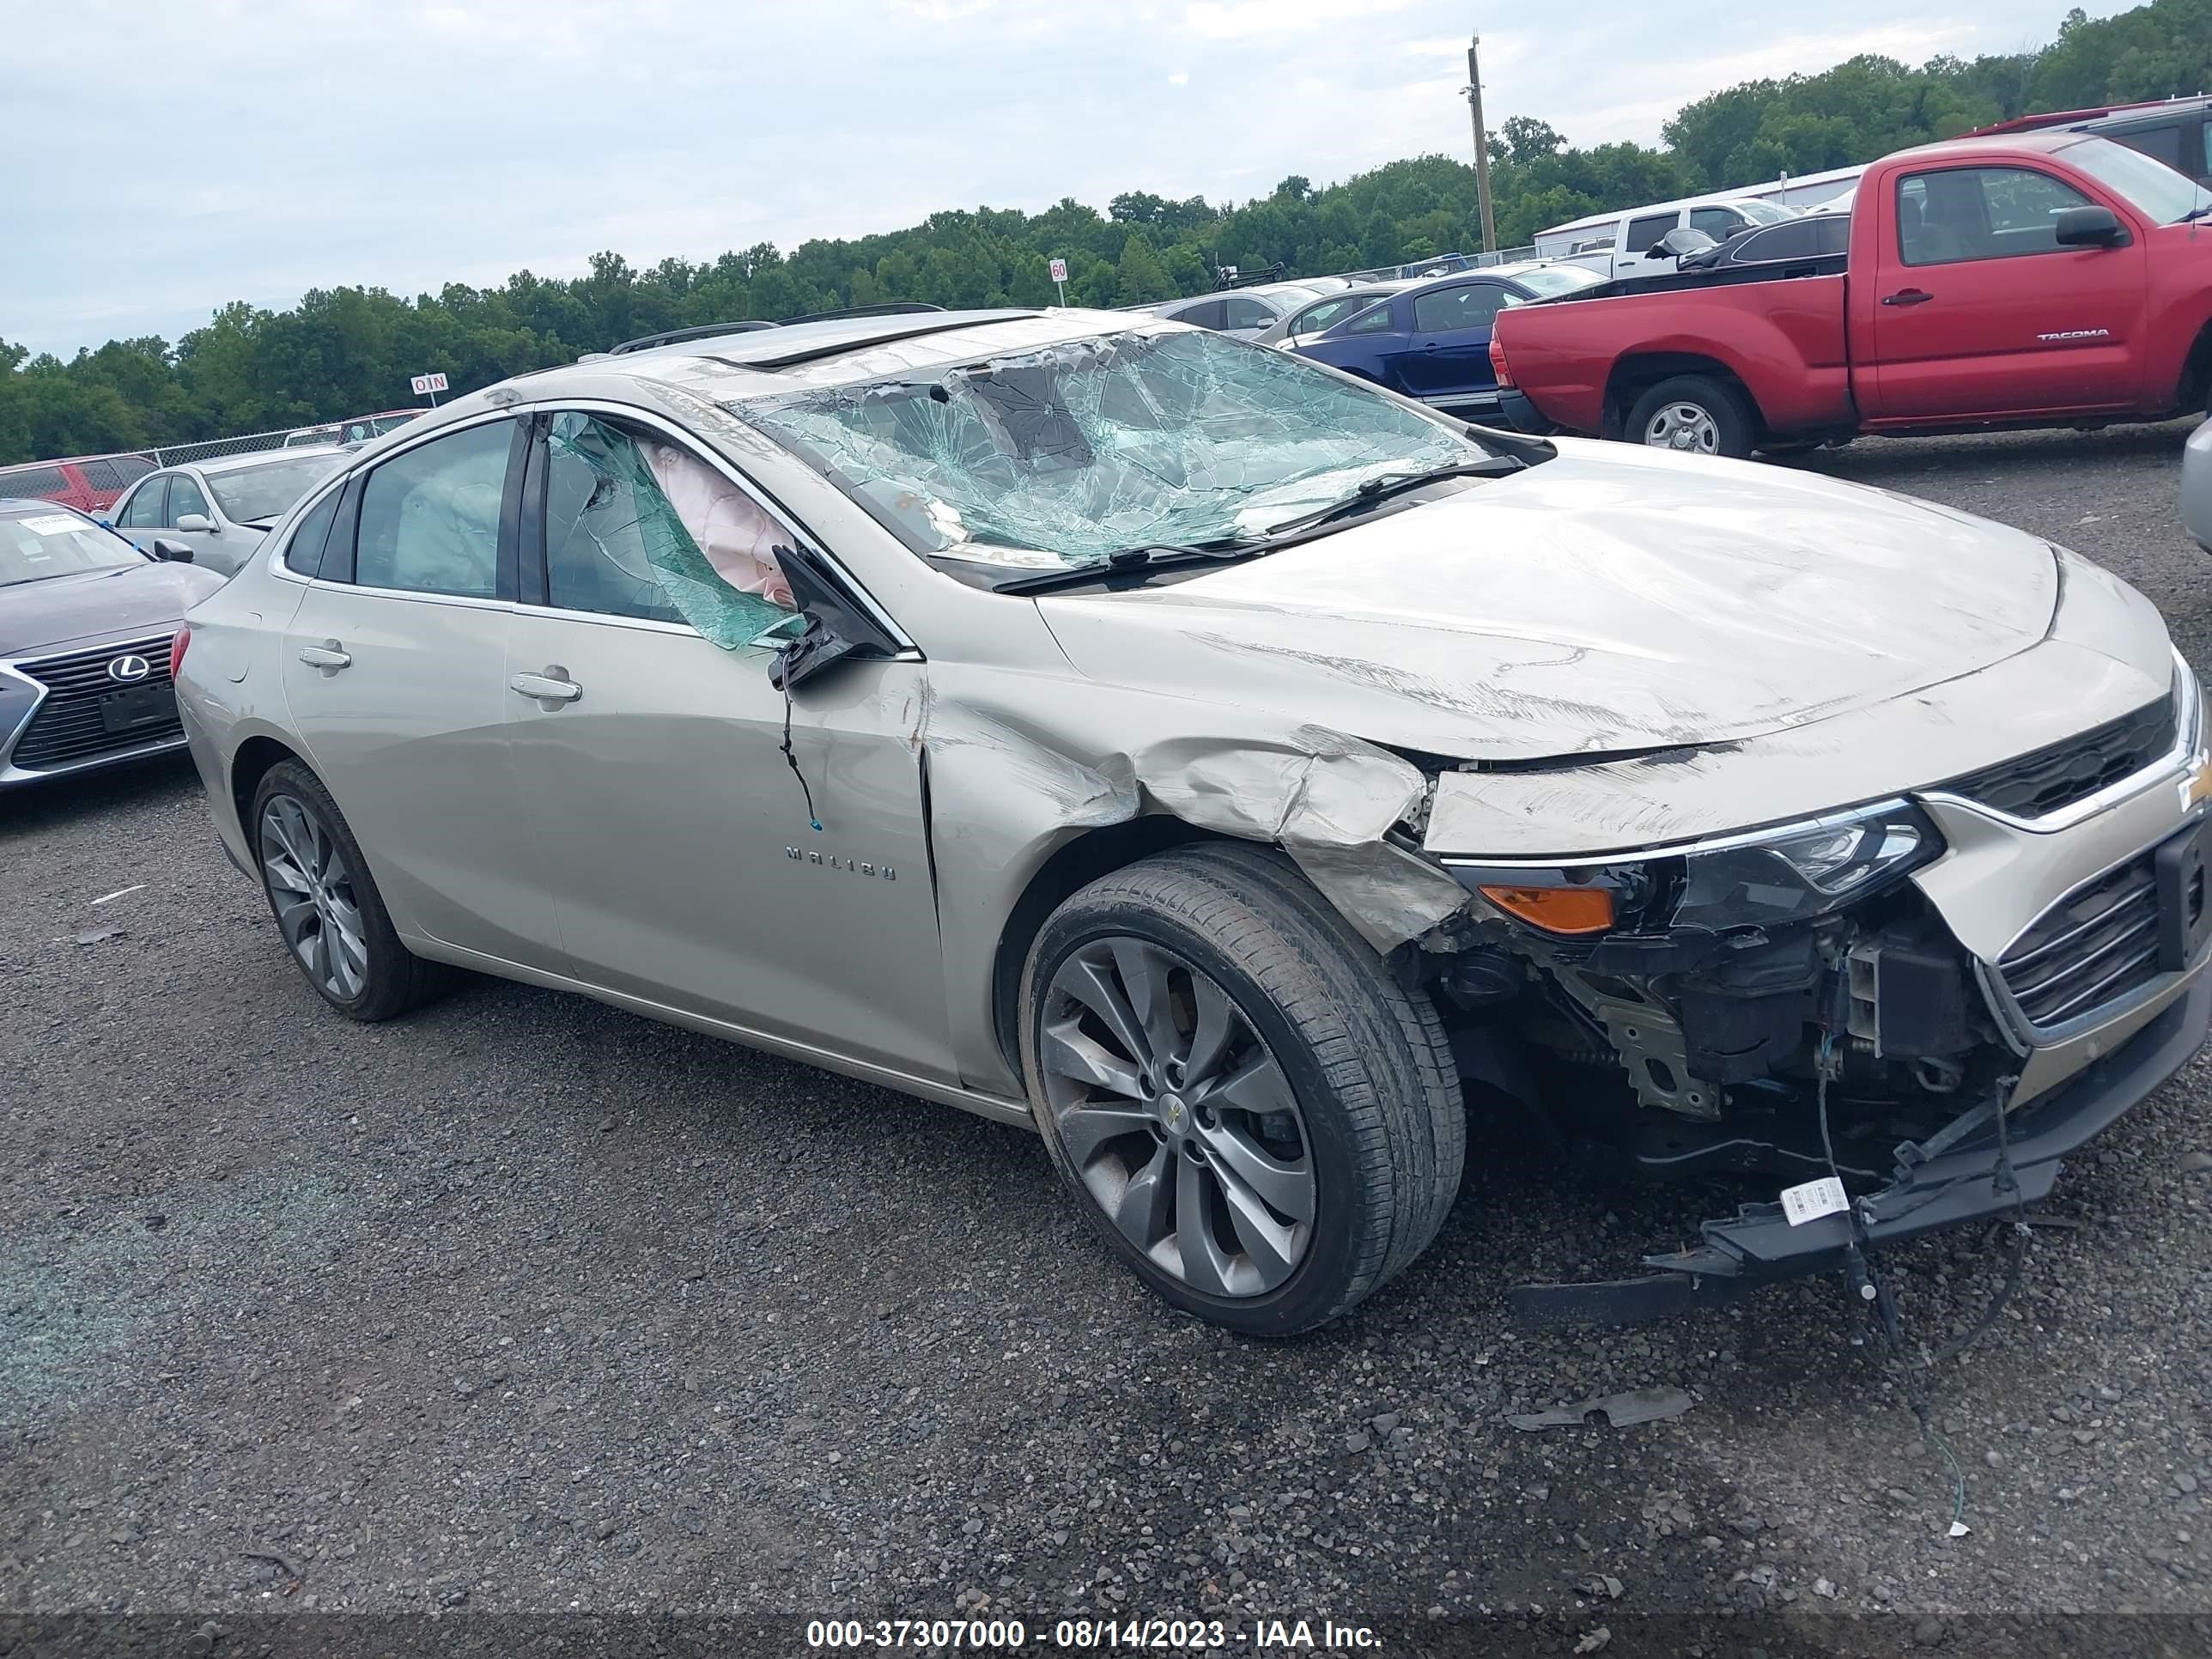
1036,443,2060,763
0,562,222,659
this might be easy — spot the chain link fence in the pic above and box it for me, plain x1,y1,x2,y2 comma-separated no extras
135,424,316,467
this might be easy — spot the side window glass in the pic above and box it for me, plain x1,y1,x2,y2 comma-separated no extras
1623,213,1675,253
1222,296,1274,330
1689,207,1744,240
1343,301,1396,334
283,488,343,578
168,476,210,525
1897,167,2091,265
543,414,795,650
118,478,167,529
1734,220,1820,263
2116,124,2183,170
354,419,512,597
1413,285,1504,332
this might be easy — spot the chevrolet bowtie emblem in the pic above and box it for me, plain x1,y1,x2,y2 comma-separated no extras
2186,757,2212,811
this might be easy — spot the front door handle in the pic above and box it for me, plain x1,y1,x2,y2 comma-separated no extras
1881,289,1934,307
297,641,351,670
509,666,582,705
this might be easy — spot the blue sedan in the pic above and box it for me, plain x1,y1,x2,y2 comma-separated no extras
1287,262,1602,414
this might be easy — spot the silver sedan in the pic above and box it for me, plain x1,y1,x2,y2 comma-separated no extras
107,447,349,574
171,307,2212,1333
2186,416,2212,552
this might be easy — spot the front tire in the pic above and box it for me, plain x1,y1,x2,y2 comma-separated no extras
251,760,452,1022
1626,374,1756,459
1020,843,1464,1334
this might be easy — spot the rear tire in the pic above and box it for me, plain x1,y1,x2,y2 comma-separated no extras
1020,842,1464,1334
1626,374,1756,459
251,760,453,1022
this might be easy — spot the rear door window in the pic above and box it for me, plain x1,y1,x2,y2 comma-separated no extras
1727,219,1824,264
1166,299,1226,330
2111,121,2184,171
352,419,515,598
1411,283,1507,333
282,487,343,578
1221,295,1275,330
118,477,168,529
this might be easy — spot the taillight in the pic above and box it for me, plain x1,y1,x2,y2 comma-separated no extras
169,627,191,681
1489,335,1514,389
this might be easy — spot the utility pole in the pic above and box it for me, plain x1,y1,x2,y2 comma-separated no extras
1462,33,1498,257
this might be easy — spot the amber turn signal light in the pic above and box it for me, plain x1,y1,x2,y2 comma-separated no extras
1477,883,1615,935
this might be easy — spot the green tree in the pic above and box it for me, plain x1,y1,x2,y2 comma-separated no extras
7,0,2203,466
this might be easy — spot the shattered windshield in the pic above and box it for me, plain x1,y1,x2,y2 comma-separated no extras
732,325,1486,570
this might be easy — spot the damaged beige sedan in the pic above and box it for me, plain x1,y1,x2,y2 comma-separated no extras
173,308,2212,1333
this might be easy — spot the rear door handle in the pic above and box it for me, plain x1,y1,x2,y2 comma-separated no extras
1881,289,1934,307
297,641,351,670
509,667,582,704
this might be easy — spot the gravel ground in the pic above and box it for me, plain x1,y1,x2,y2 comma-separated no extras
5,422,2212,1650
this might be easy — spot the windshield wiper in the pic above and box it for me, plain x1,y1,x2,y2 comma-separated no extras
993,540,1261,595
1252,459,1520,543
2181,204,2212,223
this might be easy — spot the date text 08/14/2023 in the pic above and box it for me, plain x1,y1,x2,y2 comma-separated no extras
803,1615,1383,1650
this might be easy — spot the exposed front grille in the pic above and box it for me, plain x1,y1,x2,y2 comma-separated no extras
1997,852,2163,1029
8,631,181,772
1941,692,2177,820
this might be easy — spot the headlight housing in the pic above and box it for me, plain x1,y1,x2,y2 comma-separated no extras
1453,799,1942,937
1669,801,1940,930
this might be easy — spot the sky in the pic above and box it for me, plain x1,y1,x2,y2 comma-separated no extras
1,0,2132,358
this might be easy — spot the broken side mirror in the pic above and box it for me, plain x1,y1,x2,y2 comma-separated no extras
768,544,901,692
1648,227,1717,261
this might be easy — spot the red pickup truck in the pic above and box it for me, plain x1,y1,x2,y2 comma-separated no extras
1489,131,2212,459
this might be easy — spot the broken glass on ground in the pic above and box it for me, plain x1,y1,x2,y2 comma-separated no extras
1506,1386,1696,1431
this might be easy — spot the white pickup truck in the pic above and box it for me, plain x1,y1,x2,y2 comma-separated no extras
1548,198,1802,279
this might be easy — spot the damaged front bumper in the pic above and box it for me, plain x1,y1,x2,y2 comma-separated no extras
1512,968,2212,1325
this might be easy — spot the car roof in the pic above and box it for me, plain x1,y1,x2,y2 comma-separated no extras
382,308,1170,437
2084,95,2212,130
189,445,351,475
1399,262,1562,293
613,307,1042,370
0,496,92,519
1880,130,2100,167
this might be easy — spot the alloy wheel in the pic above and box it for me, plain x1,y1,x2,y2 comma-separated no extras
1037,938,1315,1297
258,793,369,1000
1644,401,1721,453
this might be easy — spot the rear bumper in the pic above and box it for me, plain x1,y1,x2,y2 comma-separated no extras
1512,969,2212,1325
1493,389,1553,434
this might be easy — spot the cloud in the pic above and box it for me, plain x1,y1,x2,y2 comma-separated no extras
0,0,2135,357
1182,0,1411,40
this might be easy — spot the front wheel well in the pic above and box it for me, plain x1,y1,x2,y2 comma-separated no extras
228,735,309,842
990,816,1222,1079
1604,354,1765,441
